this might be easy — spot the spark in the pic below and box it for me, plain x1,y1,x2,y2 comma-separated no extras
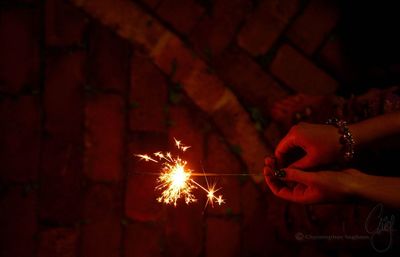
201,166,224,209
206,184,219,208
156,158,196,205
217,195,225,205
134,139,225,207
135,154,158,163
174,137,191,152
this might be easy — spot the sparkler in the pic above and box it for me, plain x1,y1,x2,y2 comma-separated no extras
135,138,225,208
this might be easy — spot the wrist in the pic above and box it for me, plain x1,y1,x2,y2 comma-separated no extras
348,123,366,150
345,169,370,198
326,118,355,161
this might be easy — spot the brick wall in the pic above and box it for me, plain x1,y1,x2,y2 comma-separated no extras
1,0,397,257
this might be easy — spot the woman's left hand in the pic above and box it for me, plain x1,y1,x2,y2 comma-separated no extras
263,157,363,204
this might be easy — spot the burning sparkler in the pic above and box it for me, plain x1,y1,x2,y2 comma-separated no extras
135,138,225,207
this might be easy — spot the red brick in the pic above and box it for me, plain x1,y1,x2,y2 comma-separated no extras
45,52,85,138
214,46,289,115
287,0,340,55
0,8,39,94
270,44,338,94
263,122,283,148
157,0,204,35
190,0,251,56
37,228,79,257
0,186,37,257
82,184,121,257
165,204,204,257
151,35,200,83
204,132,241,215
241,180,264,226
247,192,293,253
46,0,88,46
71,0,168,51
277,203,314,242
85,94,125,182
125,174,162,222
241,184,289,256
210,91,271,182
168,104,205,172
238,0,299,56
206,218,240,257
125,132,168,221
124,222,163,257
40,137,83,224
88,25,131,93
0,96,40,182
130,53,168,133
137,0,161,8
318,35,354,82
41,52,85,224
152,36,229,114
265,195,291,239
129,132,169,159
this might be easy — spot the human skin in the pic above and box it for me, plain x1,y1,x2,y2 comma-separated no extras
274,112,400,169
266,112,400,208
263,157,400,209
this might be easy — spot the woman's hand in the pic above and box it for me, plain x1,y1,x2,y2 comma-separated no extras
275,122,342,169
263,157,362,204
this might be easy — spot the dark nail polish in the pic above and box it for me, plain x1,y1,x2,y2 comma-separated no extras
273,169,286,178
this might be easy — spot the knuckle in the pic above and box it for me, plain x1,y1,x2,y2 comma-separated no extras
289,125,299,134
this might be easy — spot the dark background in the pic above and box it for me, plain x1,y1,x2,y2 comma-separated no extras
1,0,399,257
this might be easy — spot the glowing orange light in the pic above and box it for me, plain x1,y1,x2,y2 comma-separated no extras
135,139,224,207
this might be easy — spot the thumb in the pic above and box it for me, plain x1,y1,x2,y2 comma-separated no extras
288,156,314,169
275,134,297,165
282,168,313,184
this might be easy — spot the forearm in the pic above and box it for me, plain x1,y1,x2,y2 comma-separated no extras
352,173,400,209
349,112,400,148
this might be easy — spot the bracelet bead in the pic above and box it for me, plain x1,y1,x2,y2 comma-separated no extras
326,118,355,161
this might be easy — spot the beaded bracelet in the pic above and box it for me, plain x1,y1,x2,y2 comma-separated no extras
326,118,355,161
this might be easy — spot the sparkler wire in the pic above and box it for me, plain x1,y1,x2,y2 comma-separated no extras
131,172,263,176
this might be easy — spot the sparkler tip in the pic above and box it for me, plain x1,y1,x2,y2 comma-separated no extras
135,138,225,208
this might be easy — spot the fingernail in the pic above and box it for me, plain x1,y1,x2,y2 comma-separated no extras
273,169,286,178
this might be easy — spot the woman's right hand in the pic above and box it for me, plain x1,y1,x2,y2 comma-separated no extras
275,122,342,169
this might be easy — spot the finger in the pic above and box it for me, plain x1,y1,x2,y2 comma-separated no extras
268,168,319,204
264,167,277,191
266,176,288,196
264,174,279,193
288,156,314,169
281,168,314,184
274,133,297,164
264,156,277,168
264,166,286,194
263,165,275,181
